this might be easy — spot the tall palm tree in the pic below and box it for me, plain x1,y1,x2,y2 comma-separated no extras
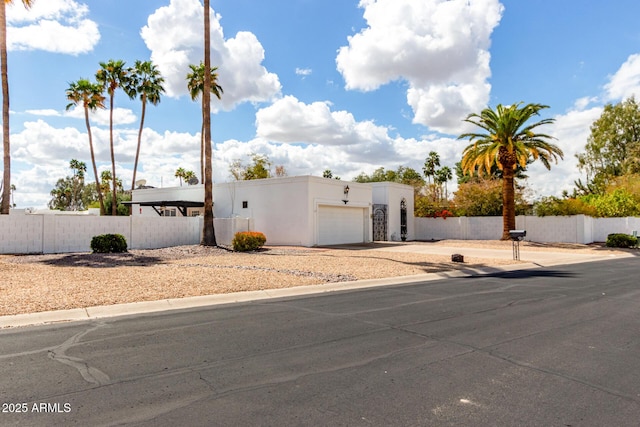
66,78,107,215
459,103,563,239
1,0,33,214
186,61,222,181
174,167,186,186
435,166,453,202
96,59,128,216
125,60,165,191
183,170,198,185
201,0,216,246
423,151,440,185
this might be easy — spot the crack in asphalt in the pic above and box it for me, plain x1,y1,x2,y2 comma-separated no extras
47,321,112,386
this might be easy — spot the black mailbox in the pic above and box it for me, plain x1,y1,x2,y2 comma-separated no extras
509,229,526,241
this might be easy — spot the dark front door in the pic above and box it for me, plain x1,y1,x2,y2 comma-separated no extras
373,204,387,241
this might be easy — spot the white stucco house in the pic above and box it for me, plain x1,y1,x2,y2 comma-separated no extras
131,175,415,247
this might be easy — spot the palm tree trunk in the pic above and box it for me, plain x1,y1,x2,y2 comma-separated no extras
131,95,147,191
85,107,105,215
0,2,10,214
201,0,217,246
200,111,204,182
501,168,516,240
109,94,117,216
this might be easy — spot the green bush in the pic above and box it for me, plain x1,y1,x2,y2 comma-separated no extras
232,231,267,252
90,233,128,253
587,189,640,217
534,196,597,217
606,233,638,248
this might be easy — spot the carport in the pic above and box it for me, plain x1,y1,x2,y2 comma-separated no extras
123,200,204,217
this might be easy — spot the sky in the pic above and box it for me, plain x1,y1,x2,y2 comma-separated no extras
4,0,640,209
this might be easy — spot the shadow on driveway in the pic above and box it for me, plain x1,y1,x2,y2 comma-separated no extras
468,269,577,279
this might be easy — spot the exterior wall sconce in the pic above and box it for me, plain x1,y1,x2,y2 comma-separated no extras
342,185,350,204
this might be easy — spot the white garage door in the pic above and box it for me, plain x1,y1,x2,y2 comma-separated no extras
318,206,365,245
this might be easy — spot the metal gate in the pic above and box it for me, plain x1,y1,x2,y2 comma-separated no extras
373,204,387,241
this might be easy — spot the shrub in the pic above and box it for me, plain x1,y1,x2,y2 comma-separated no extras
534,196,596,217
606,233,638,248
433,209,454,219
90,233,128,253
232,231,267,252
587,189,640,217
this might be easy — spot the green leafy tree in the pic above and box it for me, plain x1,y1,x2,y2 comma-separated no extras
396,166,425,189
230,154,275,180
125,60,165,191
353,166,423,185
186,61,223,182
1,0,34,214
452,178,529,217
459,103,563,239
585,188,640,217
102,191,131,216
414,196,439,217
96,170,128,216
533,196,596,217
49,160,92,211
96,59,129,215
576,97,640,194
322,169,341,180
66,78,107,215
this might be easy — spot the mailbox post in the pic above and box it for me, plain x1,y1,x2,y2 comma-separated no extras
509,230,526,260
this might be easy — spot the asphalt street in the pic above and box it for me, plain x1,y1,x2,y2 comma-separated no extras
1,257,639,426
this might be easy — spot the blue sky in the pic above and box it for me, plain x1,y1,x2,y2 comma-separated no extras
5,0,640,208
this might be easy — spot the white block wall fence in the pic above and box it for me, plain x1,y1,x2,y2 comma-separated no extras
2,213,639,254
415,215,640,244
0,214,252,254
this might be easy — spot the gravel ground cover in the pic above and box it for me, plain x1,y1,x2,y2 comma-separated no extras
0,240,620,316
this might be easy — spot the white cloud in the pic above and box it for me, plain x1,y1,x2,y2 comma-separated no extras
140,0,281,110
295,68,312,76
336,0,503,135
65,106,137,127
256,95,379,145
26,109,61,117
524,107,602,198
604,53,640,101
255,95,463,173
12,120,90,166
9,119,205,207
7,0,100,55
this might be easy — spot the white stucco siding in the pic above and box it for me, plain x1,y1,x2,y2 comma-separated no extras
371,182,415,241
213,178,313,246
317,206,367,245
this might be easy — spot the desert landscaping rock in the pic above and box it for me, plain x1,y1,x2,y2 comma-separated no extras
0,241,619,316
